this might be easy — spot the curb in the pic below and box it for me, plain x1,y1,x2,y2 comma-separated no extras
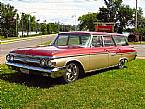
0,34,56,45
136,57,145,60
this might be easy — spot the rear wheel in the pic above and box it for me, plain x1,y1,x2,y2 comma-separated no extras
63,63,80,83
118,59,125,69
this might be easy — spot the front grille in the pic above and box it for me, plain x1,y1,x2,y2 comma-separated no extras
13,54,41,67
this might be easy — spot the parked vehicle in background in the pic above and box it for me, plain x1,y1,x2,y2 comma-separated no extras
6,31,137,83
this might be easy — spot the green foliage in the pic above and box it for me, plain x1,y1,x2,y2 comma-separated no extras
78,13,98,31
40,23,47,35
19,13,37,36
84,0,145,33
40,23,73,34
59,25,72,32
49,23,59,33
1,60,145,108
0,2,17,37
130,17,145,40
102,0,123,22
97,7,109,22
40,40,52,46
40,23,59,35
0,2,38,38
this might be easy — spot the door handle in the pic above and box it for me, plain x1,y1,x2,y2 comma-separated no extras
104,49,108,52
117,48,121,50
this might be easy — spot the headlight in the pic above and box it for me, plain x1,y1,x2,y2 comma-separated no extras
46,60,52,66
10,55,14,61
40,58,55,67
6,55,11,61
40,59,46,66
6,55,14,61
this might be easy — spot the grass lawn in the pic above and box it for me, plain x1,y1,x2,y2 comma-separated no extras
39,40,52,46
0,34,42,41
129,41,145,45
1,59,145,109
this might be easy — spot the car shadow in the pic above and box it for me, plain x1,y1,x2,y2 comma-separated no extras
0,71,65,88
0,66,127,88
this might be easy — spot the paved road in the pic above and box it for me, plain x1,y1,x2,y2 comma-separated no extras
0,34,56,56
132,45,145,57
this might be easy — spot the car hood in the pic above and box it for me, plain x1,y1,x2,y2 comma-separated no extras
10,46,84,57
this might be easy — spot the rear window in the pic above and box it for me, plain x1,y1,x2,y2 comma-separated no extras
113,36,128,46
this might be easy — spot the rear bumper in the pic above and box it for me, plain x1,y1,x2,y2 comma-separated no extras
6,62,65,75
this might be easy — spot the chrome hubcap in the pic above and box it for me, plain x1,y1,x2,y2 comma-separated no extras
65,63,78,82
119,60,125,68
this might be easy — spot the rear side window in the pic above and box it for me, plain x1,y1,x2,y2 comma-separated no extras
103,36,115,46
91,36,103,47
113,36,128,46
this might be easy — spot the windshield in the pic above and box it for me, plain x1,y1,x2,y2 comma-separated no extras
53,34,91,47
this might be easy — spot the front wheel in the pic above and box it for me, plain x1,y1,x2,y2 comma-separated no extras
63,63,80,83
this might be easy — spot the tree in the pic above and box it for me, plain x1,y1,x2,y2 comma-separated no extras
97,7,109,22
19,13,37,36
135,17,145,40
78,13,98,31
97,0,144,33
29,15,36,32
0,2,17,37
40,23,47,35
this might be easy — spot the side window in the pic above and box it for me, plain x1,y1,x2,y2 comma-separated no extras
91,36,102,47
113,36,128,46
103,36,115,46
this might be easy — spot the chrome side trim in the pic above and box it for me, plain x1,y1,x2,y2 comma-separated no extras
85,64,118,73
6,62,64,73
53,52,109,59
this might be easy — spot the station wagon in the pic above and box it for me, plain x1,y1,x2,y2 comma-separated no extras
6,32,137,83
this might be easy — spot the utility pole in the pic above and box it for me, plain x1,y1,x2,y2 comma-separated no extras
28,15,31,36
15,14,18,37
135,0,138,29
28,12,36,36
22,13,24,37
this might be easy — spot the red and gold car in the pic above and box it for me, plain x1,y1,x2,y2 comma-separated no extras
6,32,137,83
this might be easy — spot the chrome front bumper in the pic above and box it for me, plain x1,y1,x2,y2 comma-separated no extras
6,62,64,74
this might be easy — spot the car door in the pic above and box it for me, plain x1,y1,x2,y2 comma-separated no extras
89,35,109,70
103,35,121,66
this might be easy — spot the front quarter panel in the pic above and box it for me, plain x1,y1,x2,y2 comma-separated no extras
53,54,90,72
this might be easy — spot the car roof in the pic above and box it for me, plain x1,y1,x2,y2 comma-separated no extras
59,31,125,36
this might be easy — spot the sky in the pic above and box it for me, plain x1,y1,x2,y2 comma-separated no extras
1,0,145,25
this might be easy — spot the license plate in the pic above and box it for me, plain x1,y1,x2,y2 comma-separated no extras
20,68,29,74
